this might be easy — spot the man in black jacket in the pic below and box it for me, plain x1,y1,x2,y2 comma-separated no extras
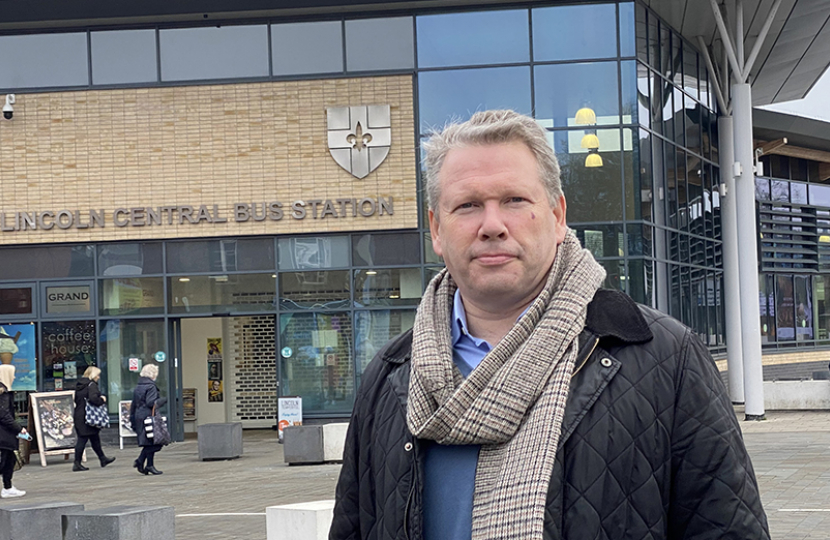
330,110,769,540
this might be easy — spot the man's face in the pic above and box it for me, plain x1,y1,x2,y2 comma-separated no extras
429,142,567,311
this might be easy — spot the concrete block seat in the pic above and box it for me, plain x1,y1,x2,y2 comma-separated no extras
197,422,243,461
283,423,349,464
266,500,334,540
0,501,84,540
61,506,175,540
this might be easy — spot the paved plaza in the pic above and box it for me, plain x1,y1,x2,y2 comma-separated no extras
2,410,830,539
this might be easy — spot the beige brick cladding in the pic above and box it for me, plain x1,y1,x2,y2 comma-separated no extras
0,76,417,245
715,350,830,372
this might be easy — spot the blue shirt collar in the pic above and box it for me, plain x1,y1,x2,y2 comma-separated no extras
451,289,492,349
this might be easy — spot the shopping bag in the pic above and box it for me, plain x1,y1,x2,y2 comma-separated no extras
85,400,110,429
147,407,171,446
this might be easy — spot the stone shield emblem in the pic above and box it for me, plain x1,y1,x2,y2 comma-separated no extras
327,105,391,179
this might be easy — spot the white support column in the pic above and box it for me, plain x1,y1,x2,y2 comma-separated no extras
732,83,765,419
718,116,744,403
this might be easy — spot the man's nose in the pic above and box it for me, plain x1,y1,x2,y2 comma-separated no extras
478,203,508,240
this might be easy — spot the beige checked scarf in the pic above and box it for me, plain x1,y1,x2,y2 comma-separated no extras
407,231,606,540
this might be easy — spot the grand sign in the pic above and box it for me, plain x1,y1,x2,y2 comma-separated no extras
0,197,393,233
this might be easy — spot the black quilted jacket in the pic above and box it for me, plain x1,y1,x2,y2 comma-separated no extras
330,289,770,540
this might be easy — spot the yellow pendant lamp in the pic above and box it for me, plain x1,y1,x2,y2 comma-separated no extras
585,152,603,168
575,107,597,125
580,133,600,149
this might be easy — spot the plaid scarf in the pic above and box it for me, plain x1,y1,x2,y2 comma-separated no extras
407,231,606,540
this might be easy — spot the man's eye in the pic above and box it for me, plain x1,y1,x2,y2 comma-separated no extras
509,197,526,203
458,202,474,209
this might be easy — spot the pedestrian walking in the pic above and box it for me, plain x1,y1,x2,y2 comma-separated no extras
0,364,27,498
130,364,167,475
72,366,116,471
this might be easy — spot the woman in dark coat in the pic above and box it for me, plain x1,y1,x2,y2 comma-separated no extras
72,366,116,471
0,364,27,498
130,363,167,475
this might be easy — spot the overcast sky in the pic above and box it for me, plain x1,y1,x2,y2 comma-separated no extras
760,67,830,123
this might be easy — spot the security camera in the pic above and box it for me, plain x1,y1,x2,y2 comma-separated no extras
2,95,14,120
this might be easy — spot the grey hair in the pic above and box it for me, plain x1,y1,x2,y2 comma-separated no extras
422,110,562,211
140,363,159,380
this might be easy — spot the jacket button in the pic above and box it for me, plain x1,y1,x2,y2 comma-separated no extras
404,442,413,452
600,358,613,368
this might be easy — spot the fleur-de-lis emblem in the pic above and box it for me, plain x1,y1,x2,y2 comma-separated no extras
327,105,391,179
347,122,373,152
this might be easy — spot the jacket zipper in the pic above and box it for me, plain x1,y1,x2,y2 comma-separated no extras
571,336,599,379
404,440,417,540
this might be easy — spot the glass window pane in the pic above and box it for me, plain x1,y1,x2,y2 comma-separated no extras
419,66,531,132
91,29,157,85
775,274,795,341
535,62,619,128
0,246,94,280
620,2,636,57
637,63,651,129
417,10,528,68
791,182,808,205
0,287,33,315
599,259,625,291
98,242,163,275
646,9,660,70
638,128,654,221
553,129,625,222
271,21,343,76
353,233,420,266
169,274,276,314
354,268,421,307
279,312,354,414
795,275,813,341
627,258,654,307
355,309,415,376
278,236,349,270
345,17,414,71
532,4,617,61
167,238,275,273
100,277,165,316
814,275,830,342
160,25,269,81
279,270,350,310
0,33,88,88
100,319,167,413
760,274,775,343
636,3,647,63
622,60,637,125
41,320,97,392
572,225,625,258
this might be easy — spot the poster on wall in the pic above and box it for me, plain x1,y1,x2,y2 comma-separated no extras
182,388,197,420
208,361,222,380
41,320,97,392
30,391,77,451
208,380,224,402
207,338,222,360
207,338,223,402
0,324,37,391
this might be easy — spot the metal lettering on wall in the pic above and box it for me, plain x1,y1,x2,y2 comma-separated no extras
0,197,394,233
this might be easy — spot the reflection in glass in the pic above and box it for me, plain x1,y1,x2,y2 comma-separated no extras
417,10,529,68
279,312,354,414
627,222,653,258
572,225,625,258
791,182,808,205
352,233,420,266
627,258,654,306
345,17,414,71
760,274,775,343
279,271,349,310
775,274,795,341
91,30,157,85
0,33,89,89
620,2,636,57
637,63,651,129
598,259,625,291
354,310,416,375
813,275,830,342
100,319,166,414
100,277,165,316
636,3,647,63
167,238,275,273
278,237,349,270
98,243,163,276
419,67,531,132
795,275,813,341
271,21,343,76
0,287,33,315
0,245,95,281
638,129,653,221
41,320,97,393
354,268,421,307
756,178,771,201
553,129,627,222
159,25,269,81
535,62,620,128
169,274,276,314
533,4,617,61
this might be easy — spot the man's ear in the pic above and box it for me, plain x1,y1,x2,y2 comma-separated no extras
553,195,568,245
428,209,443,257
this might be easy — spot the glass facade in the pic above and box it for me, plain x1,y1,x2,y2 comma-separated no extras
0,1,731,418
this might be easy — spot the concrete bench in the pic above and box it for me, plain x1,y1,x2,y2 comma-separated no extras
764,380,830,409
266,500,334,540
62,506,175,540
0,501,84,540
198,422,243,460
283,423,348,464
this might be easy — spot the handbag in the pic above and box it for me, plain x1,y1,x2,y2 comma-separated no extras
85,399,110,429
144,406,171,446
12,449,25,471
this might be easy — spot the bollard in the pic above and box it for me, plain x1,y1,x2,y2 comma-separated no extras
0,502,84,540
266,500,334,540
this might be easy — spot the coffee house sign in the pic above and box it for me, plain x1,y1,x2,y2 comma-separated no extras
0,197,394,233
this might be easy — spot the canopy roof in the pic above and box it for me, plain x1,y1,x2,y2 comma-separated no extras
1,0,827,106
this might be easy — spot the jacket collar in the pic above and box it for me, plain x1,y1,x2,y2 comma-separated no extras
381,288,652,366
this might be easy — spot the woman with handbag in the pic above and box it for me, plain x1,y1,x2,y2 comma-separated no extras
130,364,167,475
73,366,116,471
0,364,27,498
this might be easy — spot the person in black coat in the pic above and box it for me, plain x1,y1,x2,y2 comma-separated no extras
72,366,116,471
0,364,27,498
129,363,167,475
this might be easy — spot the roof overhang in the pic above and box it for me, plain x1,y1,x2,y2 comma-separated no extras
642,0,830,106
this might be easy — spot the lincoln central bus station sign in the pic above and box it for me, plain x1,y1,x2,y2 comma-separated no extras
0,196,395,233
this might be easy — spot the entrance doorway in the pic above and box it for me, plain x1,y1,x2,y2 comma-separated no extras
174,315,277,435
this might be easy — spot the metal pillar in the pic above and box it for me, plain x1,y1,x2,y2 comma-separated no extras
732,83,765,419
718,115,744,402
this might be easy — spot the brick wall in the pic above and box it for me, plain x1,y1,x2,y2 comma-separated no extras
0,76,417,245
